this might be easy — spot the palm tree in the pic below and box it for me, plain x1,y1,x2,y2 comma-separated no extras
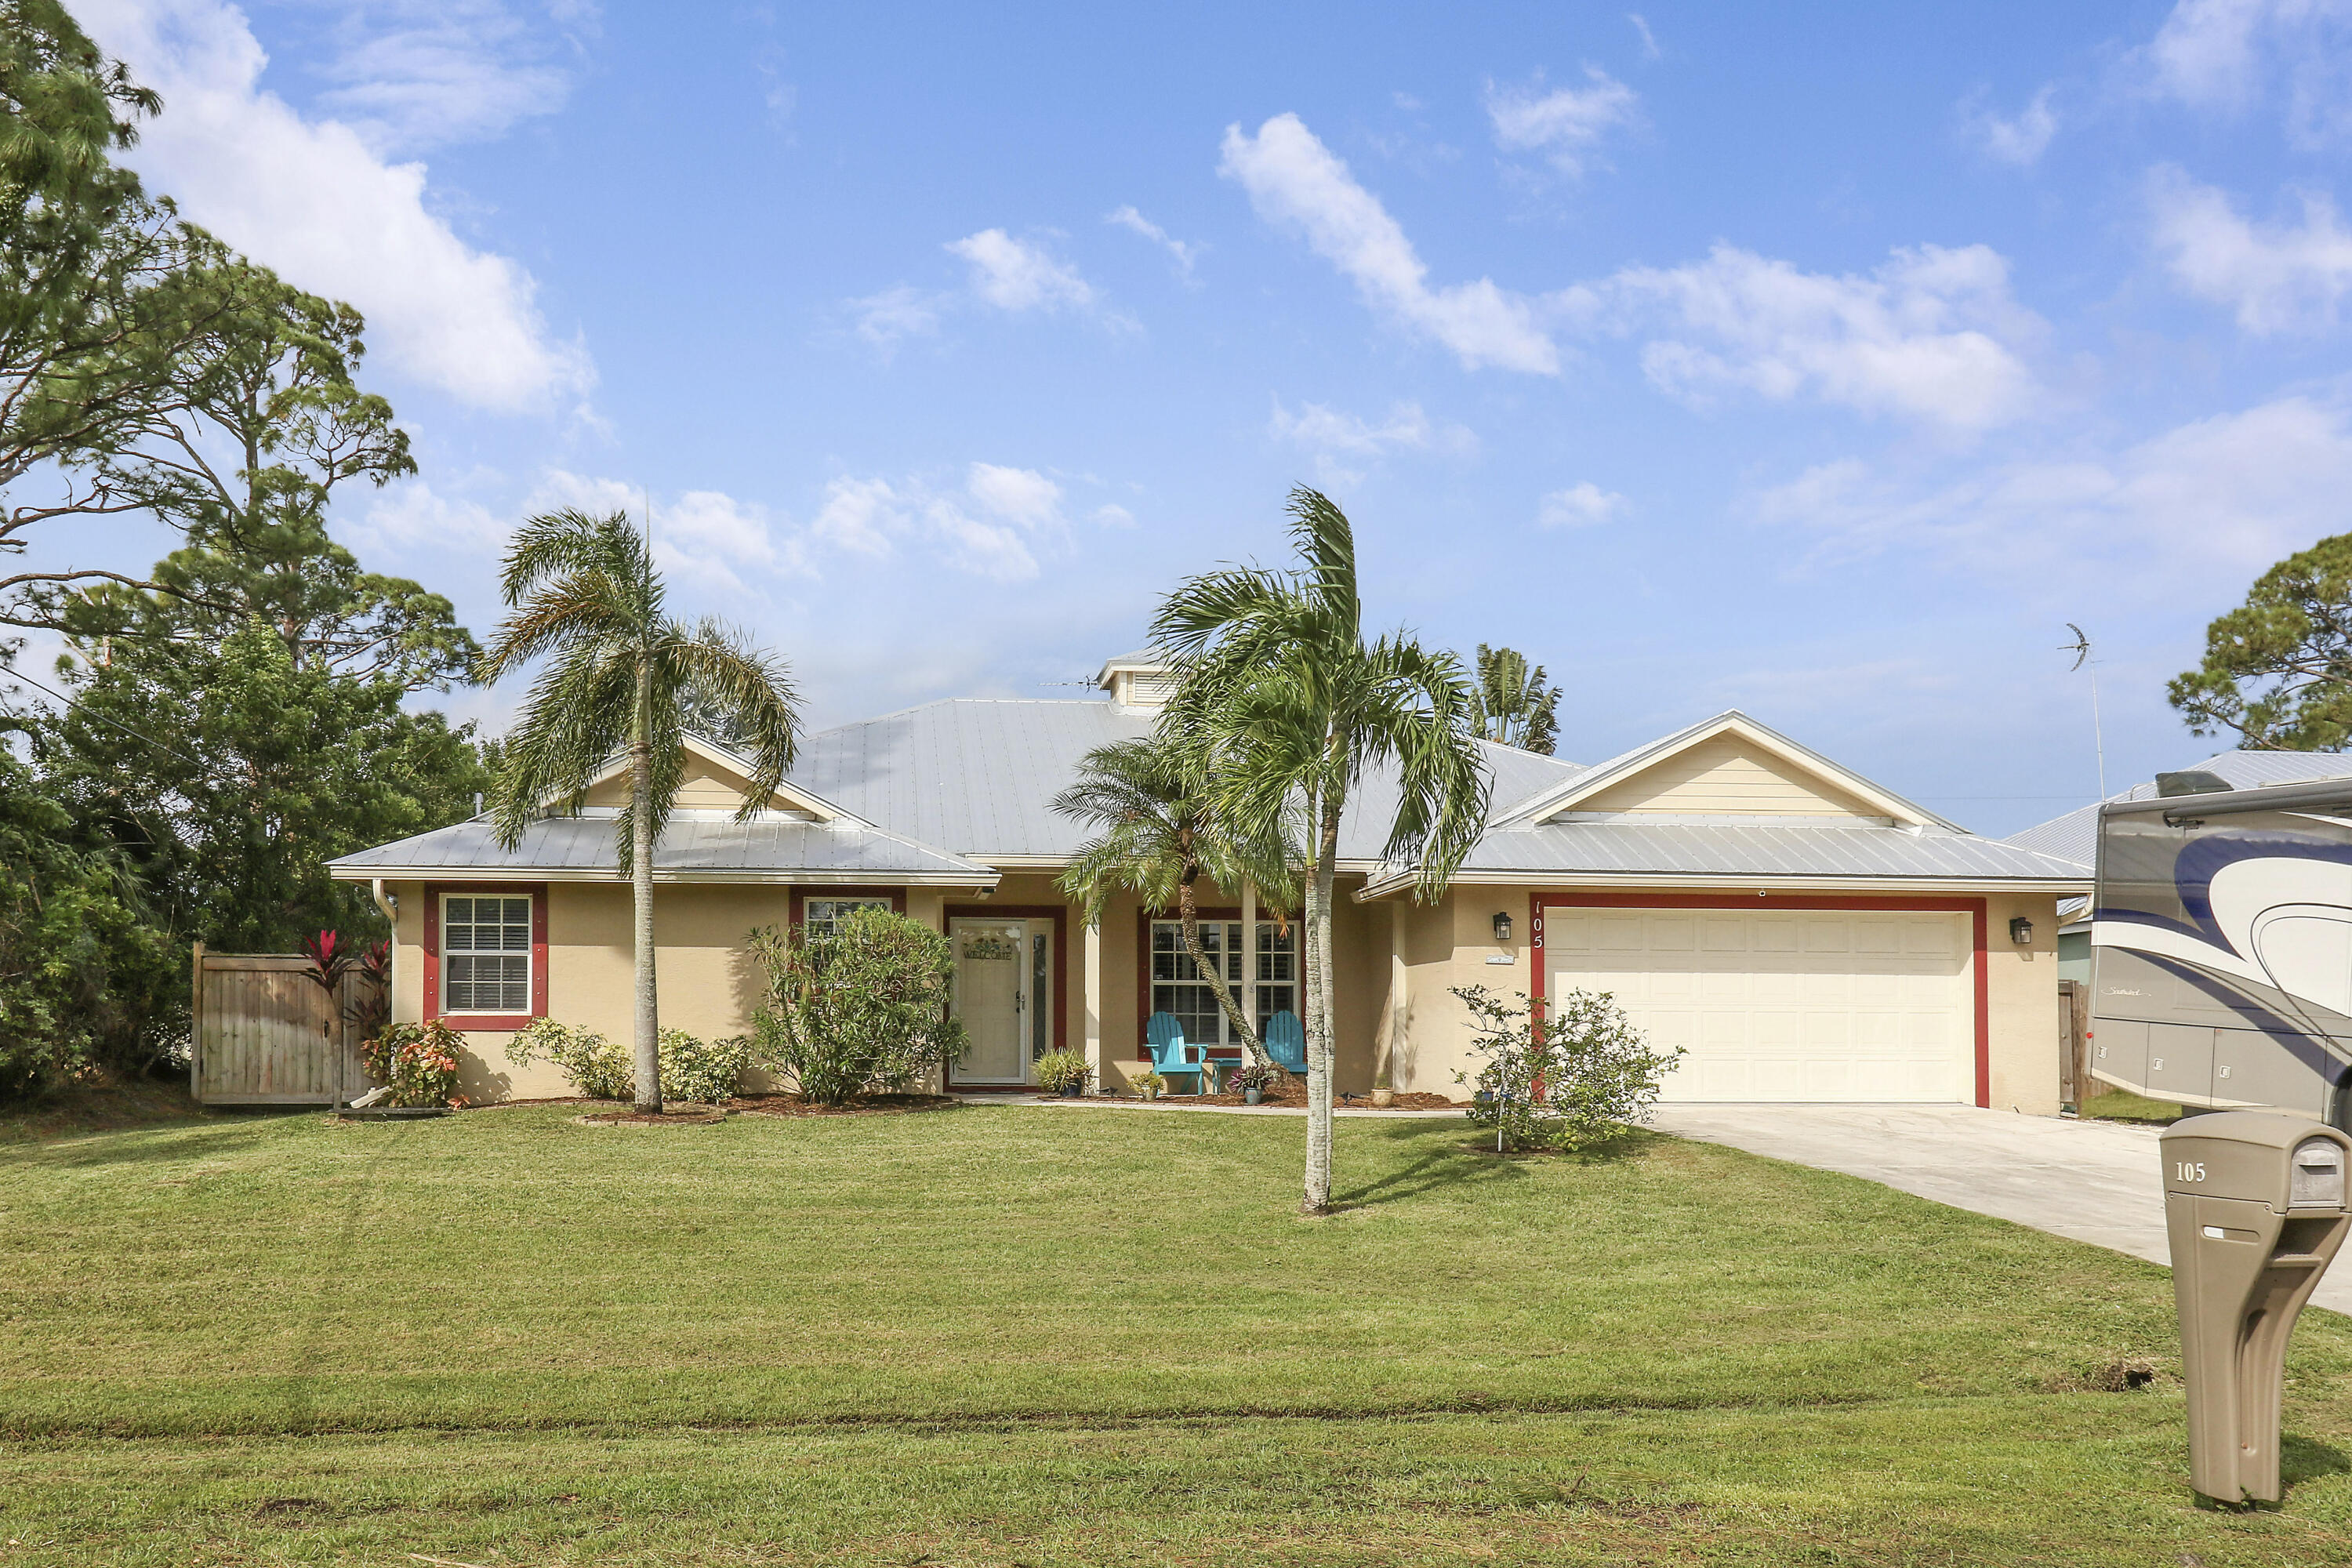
1051,727,1296,1067
1470,644,1561,755
1155,487,1490,1212
475,509,800,1113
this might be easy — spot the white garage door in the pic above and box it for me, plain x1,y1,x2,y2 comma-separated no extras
1544,908,1973,1103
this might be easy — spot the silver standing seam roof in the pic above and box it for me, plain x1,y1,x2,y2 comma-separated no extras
2002,748,2352,873
328,813,996,884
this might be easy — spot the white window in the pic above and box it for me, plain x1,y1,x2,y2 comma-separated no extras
443,895,531,1013
805,897,891,940
1149,920,1296,1044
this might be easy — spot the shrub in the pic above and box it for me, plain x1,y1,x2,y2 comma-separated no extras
360,1020,466,1107
746,908,966,1105
1450,985,1683,1152
1033,1049,1091,1094
507,1018,631,1100
1233,1060,1281,1093
659,1028,757,1105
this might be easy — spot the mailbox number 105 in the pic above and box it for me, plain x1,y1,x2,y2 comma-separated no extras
2176,1161,2208,1182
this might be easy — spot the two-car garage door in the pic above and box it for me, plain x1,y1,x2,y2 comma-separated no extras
1544,907,1975,1103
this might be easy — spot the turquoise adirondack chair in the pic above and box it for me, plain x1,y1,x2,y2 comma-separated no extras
1263,1010,1307,1074
1144,1011,1208,1093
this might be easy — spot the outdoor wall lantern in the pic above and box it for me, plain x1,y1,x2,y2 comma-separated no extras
2009,916,2034,946
1492,911,1515,943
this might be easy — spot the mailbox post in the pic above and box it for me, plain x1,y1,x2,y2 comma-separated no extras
2161,1112,2352,1503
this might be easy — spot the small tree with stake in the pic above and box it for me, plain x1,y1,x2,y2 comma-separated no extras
1452,985,1682,1152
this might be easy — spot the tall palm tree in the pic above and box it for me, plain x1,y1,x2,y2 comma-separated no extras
1470,644,1561,756
1051,727,1296,1067
1155,487,1490,1213
475,509,800,1112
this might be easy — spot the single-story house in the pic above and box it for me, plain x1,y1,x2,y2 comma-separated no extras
328,650,2091,1109
2004,749,2352,985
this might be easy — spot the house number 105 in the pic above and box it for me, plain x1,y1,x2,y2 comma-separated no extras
2176,1161,2207,1183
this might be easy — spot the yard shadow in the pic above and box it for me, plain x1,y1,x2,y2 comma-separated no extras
2282,1433,2351,1494
2,1115,292,1170
1334,1127,1530,1209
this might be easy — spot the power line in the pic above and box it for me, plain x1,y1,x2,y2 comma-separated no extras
1,662,210,771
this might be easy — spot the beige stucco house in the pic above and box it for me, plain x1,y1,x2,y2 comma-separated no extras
328,651,2090,1110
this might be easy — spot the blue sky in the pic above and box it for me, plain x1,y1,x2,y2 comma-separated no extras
34,1,2352,833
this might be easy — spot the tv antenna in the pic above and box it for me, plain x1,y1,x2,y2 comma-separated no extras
2061,622,2107,800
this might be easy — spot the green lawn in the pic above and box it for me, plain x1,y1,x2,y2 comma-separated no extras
5,1102,2351,1565
2082,1087,2190,1126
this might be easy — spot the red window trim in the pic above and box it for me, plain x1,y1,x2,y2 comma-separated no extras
942,903,1067,1084
423,882,550,1032
787,886,908,932
1527,892,1992,1109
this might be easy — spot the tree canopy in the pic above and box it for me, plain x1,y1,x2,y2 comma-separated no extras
2169,532,2352,751
1468,644,1560,755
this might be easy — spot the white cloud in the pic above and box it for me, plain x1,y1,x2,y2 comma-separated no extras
1963,85,2059,165
78,0,593,412
1628,13,1661,60
1537,482,1628,528
303,0,585,155
808,463,1094,583
1107,205,1201,277
1586,242,2044,431
351,478,508,554
847,285,943,350
2149,165,2352,333
2143,0,2352,147
525,471,797,595
946,229,1097,312
1755,394,2352,586
1219,113,1559,374
1091,503,1137,528
1484,67,1639,175
1267,398,1472,484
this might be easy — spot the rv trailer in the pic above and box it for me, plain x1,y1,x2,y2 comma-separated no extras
2092,772,2352,1131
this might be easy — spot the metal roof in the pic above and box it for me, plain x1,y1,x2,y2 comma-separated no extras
1412,820,2092,887
786,696,1587,862
327,814,994,884
2002,749,2352,872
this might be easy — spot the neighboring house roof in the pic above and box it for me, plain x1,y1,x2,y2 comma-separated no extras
2003,748,2352,874
785,695,1586,863
328,812,996,885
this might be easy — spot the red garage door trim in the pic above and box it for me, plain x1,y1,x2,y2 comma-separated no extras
1528,893,1991,1109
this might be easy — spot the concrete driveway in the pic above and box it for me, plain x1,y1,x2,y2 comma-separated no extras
1647,1104,2352,1317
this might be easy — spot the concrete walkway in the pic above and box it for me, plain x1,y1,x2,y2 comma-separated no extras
1648,1104,2352,1316
953,1093,1460,1119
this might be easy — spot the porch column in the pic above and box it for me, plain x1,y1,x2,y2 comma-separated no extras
1240,880,1258,1043
1083,916,1104,1093
1377,901,1407,1092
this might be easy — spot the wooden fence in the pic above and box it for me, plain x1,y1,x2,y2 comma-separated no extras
190,944,371,1105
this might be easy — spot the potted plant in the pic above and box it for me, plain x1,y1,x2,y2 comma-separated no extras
1371,1066,1395,1109
1234,1061,1279,1105
1034,1049,1092,1098
1132,1069,1167,1102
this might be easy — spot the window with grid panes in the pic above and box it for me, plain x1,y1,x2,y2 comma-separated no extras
804,897,891,940
443,895,532,1012
1149,920,1297,1044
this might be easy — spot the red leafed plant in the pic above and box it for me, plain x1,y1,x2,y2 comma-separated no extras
299,929,356,996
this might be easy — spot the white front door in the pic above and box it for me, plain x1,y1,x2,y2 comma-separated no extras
952,918,1030,1083
1546,908,1973,1103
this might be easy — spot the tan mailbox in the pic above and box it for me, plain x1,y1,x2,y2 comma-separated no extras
2161,1111,2352,1503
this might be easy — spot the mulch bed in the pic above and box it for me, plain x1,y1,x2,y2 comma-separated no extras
1156,1087,1465,1111
728,1094,960,1118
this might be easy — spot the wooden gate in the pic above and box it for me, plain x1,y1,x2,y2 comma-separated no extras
2057,977,2089,1112
190,944,370,1105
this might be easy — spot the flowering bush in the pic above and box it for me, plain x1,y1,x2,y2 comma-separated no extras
1450,985,1682,1152
360,1021,466,1108
507,1018,631,1100
1233,1060,1282,1093
659,1028,757,1105
747,909,966,1104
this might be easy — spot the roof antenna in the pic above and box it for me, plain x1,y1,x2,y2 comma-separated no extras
2061,623,2107,801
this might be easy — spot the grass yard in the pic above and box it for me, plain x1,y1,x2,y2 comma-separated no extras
5,1102,2352,1565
